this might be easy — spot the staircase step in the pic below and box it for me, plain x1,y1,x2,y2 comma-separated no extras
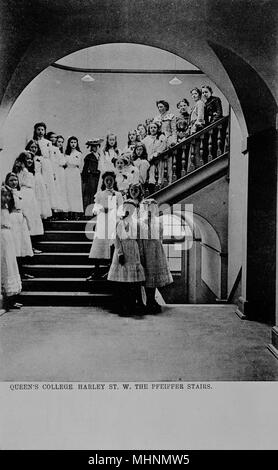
27,253,97,265
43,220,96,231
38,241,92,253
22,264,109,277
22,278,109,292
20,291,113,306
44,230,94,241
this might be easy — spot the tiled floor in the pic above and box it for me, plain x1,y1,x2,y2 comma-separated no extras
1,305,278,381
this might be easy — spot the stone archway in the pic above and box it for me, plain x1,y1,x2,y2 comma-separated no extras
0,0,277,324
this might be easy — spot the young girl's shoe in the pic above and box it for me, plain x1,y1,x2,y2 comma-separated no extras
11,302,23,309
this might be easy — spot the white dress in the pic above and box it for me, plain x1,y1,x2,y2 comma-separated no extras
1,209,22,296
51,146,68,212
65,150,83,212
97,149,120,191
18,168,44,235
9,189,34,257
134,158,150,184
37,137,58,209
34,155,52,218
142,134,167,184
89,189,123,259
107,217,145,283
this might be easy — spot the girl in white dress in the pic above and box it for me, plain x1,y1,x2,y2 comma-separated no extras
123,151,140,186
112,155,133,196
1,185,22,310
123,129,140,153
142,121,166,194
137,123,147,142
97,133,121,191
32,122,58,211
132,142,150,188
47,132,68,217
64,136,83,219
12,152,44,253
25,140,52,219
5,173,34,280
87,172,123,280
55,135,69,217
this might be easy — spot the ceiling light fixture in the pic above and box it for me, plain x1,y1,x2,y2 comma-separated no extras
169,76,182,85
81,73,95,82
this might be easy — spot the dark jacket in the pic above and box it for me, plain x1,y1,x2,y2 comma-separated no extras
204,96,223,126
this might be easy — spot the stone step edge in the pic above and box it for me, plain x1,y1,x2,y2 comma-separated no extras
20,291,112,297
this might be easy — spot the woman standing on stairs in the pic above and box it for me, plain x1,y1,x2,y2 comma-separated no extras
55,135,69,219
25,140,52,220
87,172,123,280
4,172,34,280
142,121,166,194
81,138,102,215
32,122,58,213
97,133,121,191
64,136,83,220
1,185,22,310
46,131,67,219
12,152,44,254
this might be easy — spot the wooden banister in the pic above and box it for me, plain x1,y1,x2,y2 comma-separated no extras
148,115,230,193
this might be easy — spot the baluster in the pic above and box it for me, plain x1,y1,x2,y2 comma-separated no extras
168,152,173,184
172,150,177,182
199,134,204,166
163,156,169,187
207,129,213,161
188,139,196,173
216,124,223,156
181,144,187,177
154,160,159,191
224,122,230,153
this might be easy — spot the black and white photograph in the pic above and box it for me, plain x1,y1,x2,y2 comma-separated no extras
0,0,277,452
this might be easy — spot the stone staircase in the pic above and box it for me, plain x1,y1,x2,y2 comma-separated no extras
20,219,113,306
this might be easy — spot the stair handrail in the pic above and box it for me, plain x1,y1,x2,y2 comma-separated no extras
154,115,229,161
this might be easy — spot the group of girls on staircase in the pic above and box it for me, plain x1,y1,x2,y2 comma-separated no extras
1,87,222,311
87,172,173,316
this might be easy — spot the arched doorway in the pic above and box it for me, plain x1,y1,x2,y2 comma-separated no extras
0,1,277,323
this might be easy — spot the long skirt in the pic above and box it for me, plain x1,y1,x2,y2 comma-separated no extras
55,166,69,212
41,157,58,209
138,239,173,287
10,212,33,257
34,173,52,218
1,228,22,296
21,187,44,236
82,173,100,215
65,167,83,212
108,239,145,283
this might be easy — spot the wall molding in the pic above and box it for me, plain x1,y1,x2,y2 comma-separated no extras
52,63,204,75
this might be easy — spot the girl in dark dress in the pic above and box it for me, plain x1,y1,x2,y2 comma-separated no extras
82,138,103,215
